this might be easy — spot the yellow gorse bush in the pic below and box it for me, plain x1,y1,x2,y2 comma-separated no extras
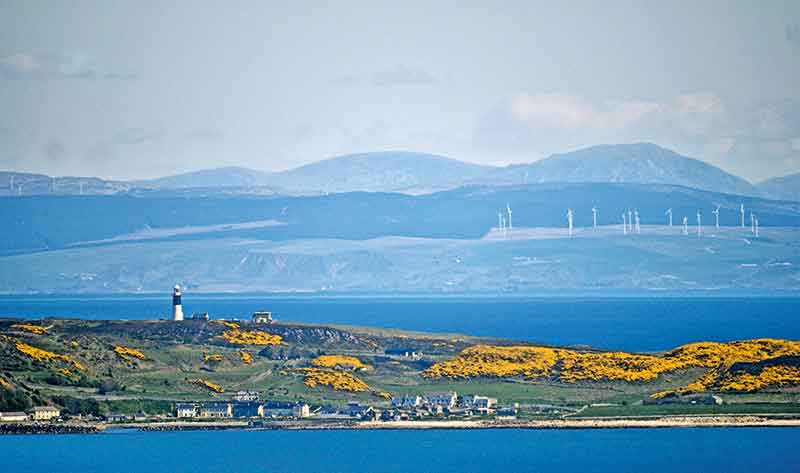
211,320,239,329
293,368,370,392
717,365,800,392
11,324,48,335
311,355,368,370
424,339,800,394
240,351,253,365
0,377,12,390
57,367,75,378
188,378,224,393
15,341,86,371
203,353,225,362
114,346,146,360
219,328,283,346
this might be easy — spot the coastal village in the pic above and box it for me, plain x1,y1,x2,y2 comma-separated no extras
0,286,522,431
2,287,800,433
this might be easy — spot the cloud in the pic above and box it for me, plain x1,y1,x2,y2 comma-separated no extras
509,93,659,131
0,51,137,80
475,92,800,181
370,65,438,87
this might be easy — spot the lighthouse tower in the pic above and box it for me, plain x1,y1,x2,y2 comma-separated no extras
172,285,184,321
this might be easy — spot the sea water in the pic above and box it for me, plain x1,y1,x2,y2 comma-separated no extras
0,294,798,351
1,427,798,473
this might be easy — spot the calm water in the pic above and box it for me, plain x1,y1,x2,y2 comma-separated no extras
1,427,798,473
0,295,798,351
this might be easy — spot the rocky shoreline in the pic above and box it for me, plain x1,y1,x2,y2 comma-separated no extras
5,415,800,435
0,422,104,435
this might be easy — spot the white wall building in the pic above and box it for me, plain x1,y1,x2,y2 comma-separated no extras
423,392,457,409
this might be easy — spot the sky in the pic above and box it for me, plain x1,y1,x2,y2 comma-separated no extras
1,1,799,182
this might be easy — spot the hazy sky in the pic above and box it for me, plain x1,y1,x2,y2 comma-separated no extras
1,1,799,181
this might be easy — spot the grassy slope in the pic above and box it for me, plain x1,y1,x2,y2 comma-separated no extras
1,318,799,416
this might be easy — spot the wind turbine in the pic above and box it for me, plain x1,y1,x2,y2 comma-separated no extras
740,204,745,228
592,206,597,229
750,212,755,235
682,216,689,235
497,211,502,237
665,208,673,227
9,175,14,192
566,208,574,237
79,182,85,195
712,205,720,229
696,210,702,238
497,211,505,238
634,209,641,234
627,209,633,234
622,213,627,235
754,215,759,237
506,204,513,231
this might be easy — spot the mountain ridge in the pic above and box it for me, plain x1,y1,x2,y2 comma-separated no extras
758,172,800,201
485,143,758,196
1,143,793,199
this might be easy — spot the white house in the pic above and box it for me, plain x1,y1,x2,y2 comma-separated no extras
198,402,232,418
0,411,28,422
461,395,497,413
175,404,198,418
30,406,60,421
423,392,457,409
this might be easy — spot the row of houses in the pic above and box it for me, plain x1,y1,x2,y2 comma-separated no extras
176,401,311,419
0,406,61,423
391,392,499,414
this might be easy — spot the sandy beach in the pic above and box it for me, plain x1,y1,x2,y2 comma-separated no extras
358,415,800,430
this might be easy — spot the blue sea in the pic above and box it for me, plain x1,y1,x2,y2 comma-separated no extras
0,294,798,351
2,295,800,470
2,427,799,473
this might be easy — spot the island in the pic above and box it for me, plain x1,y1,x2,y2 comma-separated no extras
2,315,800,433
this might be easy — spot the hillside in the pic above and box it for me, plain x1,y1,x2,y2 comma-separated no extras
2,318,800,418
1,183,798,256
758,173,800,201
136,166,273,190
268,151,493,194
488,143,760,196
2,144,784,198
0,172,130,197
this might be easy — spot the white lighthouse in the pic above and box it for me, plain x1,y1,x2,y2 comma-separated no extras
172,285,184,321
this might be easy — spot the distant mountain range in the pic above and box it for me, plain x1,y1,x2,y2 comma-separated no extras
487,143,759,196
0,172,130,196
2,143,798,200
266,151,492,194
757,172,800,201
134,166,273,189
